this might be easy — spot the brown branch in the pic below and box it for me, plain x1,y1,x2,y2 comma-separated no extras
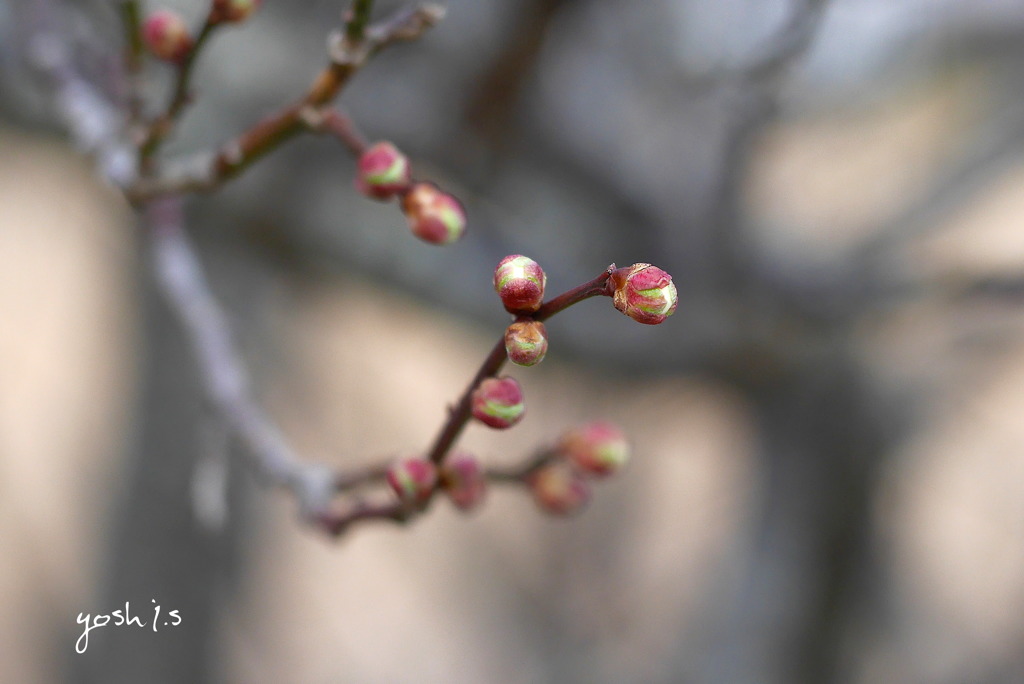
423,267,614,467
140,18,220,159
127,3,445,201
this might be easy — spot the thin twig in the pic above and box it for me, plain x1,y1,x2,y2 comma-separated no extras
126,3,444,201
140,19,220,159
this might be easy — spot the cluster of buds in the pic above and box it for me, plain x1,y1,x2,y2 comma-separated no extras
528,422,630,516
142,10,194,63
354,142,467,245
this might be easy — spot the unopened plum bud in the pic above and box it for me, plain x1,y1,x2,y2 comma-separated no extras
471,376,525,429
355,141,410,200
494,255,546,314
440,453,487,511
401,183,466,245
142,10,193,63
385,457,437,505
558,421,629,478
211,0,261,23
528,462,591,516
505,320,548,367
610,263,678,325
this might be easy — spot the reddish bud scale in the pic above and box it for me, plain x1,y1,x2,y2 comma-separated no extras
558,421,630,478
440,453,487,512
505,320,548,367
211,0,261,23
385,458,437,505
610,263,678,325
471,376,525,429
493,255,546,314
401,183,466,245
355,141,411,200
528,463,591,516
142,10,193,63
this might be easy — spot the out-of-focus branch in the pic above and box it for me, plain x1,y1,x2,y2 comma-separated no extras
146,195,337,521
23,0,137,185
852,98,1024,275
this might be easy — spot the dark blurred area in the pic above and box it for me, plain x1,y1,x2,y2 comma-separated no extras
4,0,1024,682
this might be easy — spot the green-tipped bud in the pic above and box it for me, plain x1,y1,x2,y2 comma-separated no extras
401,183,466,245
471,376,525,429
504,320,548,367
385,457,437,505
355,141,411,201
528,462,591,516
610,263,678,325
440,453,487,512
558,421,629,478
494,255,546,314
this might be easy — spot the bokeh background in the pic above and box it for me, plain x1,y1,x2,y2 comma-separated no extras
4,0,1024,682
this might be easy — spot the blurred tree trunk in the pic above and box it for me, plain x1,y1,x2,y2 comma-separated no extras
67,233,260,684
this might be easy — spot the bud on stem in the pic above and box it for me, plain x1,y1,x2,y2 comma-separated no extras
528,462,591,516
494,255,546,314
440,453,487,511
142,10,193,63
471,376,525,429
386,458,437,506
355,141,410,200
557,421,629,478
401,183,466,245
610,263,678,325
504,320,549,367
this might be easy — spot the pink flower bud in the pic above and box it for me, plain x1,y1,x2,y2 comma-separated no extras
385,457,437,505
355,141,411,201
493,255,546,314
528,463,591,516
504,320,548,367
440,453,487,512
211,0,261,23
142,10,193,63
610,263,678,325
471,376,525,429
558,421,629,478
401,183,466,245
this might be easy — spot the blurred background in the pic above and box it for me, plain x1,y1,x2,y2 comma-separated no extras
3,0,1024,682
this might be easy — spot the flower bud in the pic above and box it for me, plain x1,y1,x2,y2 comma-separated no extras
355,141,410,201
471,376,525,429
142,10,193,63
493,255,546,314
558,421,629,478
528,463,591,516
211,0,261,23
401,183,466,245
385,457,437,505
504,320,548,367
610,263,678,325
440,453,487,512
